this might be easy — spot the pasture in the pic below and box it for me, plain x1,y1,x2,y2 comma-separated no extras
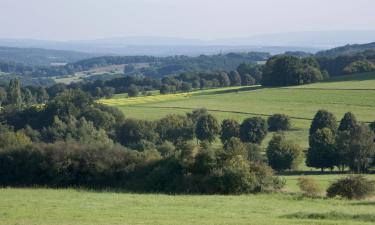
1,187,375,225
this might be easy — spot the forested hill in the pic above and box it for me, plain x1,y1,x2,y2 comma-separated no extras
67,52,270,77
316,42,375,57
0,46,96,66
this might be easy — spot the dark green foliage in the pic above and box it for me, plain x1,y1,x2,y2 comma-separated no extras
220,119,240,144
267,114,291,131
262,56,324,87
127,85,139,97
0,142,148,187
337,124,375,173
309,110,337,135
266,133,302,171
240,117,268,144
116,119,158,149
327,175,375,200
306,128,337,171
195,114,220,142
156,114,194,144
228,71,242,86
186,108,208,124
370,121,375,133
343,60,375,74
338,112,358,131
7,79,22,106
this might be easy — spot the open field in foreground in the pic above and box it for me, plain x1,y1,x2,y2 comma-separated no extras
1,187,375,225
100,72,375,149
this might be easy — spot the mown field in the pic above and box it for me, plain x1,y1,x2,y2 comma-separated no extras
1,187,375,225
100,72,375,149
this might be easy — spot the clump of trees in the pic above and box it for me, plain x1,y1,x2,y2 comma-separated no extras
267,114,291,131
0,90,284,193
262,55,326,86
306,110,375,173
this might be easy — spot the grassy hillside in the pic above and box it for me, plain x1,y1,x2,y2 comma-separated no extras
101,72,375,149
1,188,375,225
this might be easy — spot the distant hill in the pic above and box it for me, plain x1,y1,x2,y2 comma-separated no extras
0,46,97,66
316,42,375,57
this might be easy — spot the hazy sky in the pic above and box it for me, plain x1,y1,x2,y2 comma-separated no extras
1,0,374,41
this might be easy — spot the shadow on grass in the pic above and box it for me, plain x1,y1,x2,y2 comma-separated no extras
351,201,375,206
282,211,375,223
196,85,263,96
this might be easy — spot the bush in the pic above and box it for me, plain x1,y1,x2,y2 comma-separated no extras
297,177,321,197
268,114,291,131
326,175,375,200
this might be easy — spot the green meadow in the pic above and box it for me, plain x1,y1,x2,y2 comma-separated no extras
1,188,375,225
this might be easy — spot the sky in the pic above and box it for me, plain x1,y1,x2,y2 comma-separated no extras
0,0,374,41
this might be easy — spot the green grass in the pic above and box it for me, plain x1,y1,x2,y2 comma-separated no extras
1,188,375,225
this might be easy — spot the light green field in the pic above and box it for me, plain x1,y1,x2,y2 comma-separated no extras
1,188,375,225
101,72,375,149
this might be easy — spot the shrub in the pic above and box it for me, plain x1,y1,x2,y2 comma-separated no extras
220,119,240,144
326,175,375,200
297,177,322,197
268,114,291,131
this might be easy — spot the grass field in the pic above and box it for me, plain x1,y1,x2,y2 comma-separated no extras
100,72,375,149
1,188,375,225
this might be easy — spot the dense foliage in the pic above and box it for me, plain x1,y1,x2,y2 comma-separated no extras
326,175,375,200
262,55,325,86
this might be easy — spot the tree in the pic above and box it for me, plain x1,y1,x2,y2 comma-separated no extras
228,71,241,86
186,108,208,124
240,117,268,144
241,74,256,86
181,82,192,92
116,119,158,148
337,124,375,173
218,72,230,87
220,119,240,144
309,110,337,135
128,85,139,97
306,128,337,171
195,114,220,142
267,114,291,131
266,133,302,171
156,114,194,144
338,112,357,131
7,79,22,106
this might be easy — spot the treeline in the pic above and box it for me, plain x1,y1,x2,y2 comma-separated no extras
317,49,375,76
0,52,269,79
0,90,287,193
68,62,262,98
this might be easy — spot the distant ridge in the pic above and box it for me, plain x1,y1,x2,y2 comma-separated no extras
316,42,375,57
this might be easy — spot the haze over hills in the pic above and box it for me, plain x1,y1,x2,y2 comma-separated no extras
1,30,374,56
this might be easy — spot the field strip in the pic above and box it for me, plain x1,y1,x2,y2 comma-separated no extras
128,105,373,124
282,87,375,91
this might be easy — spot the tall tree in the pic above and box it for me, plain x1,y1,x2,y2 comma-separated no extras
338,112,357,131
7,79,22,106
306,128,337,171
309,110,337,135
